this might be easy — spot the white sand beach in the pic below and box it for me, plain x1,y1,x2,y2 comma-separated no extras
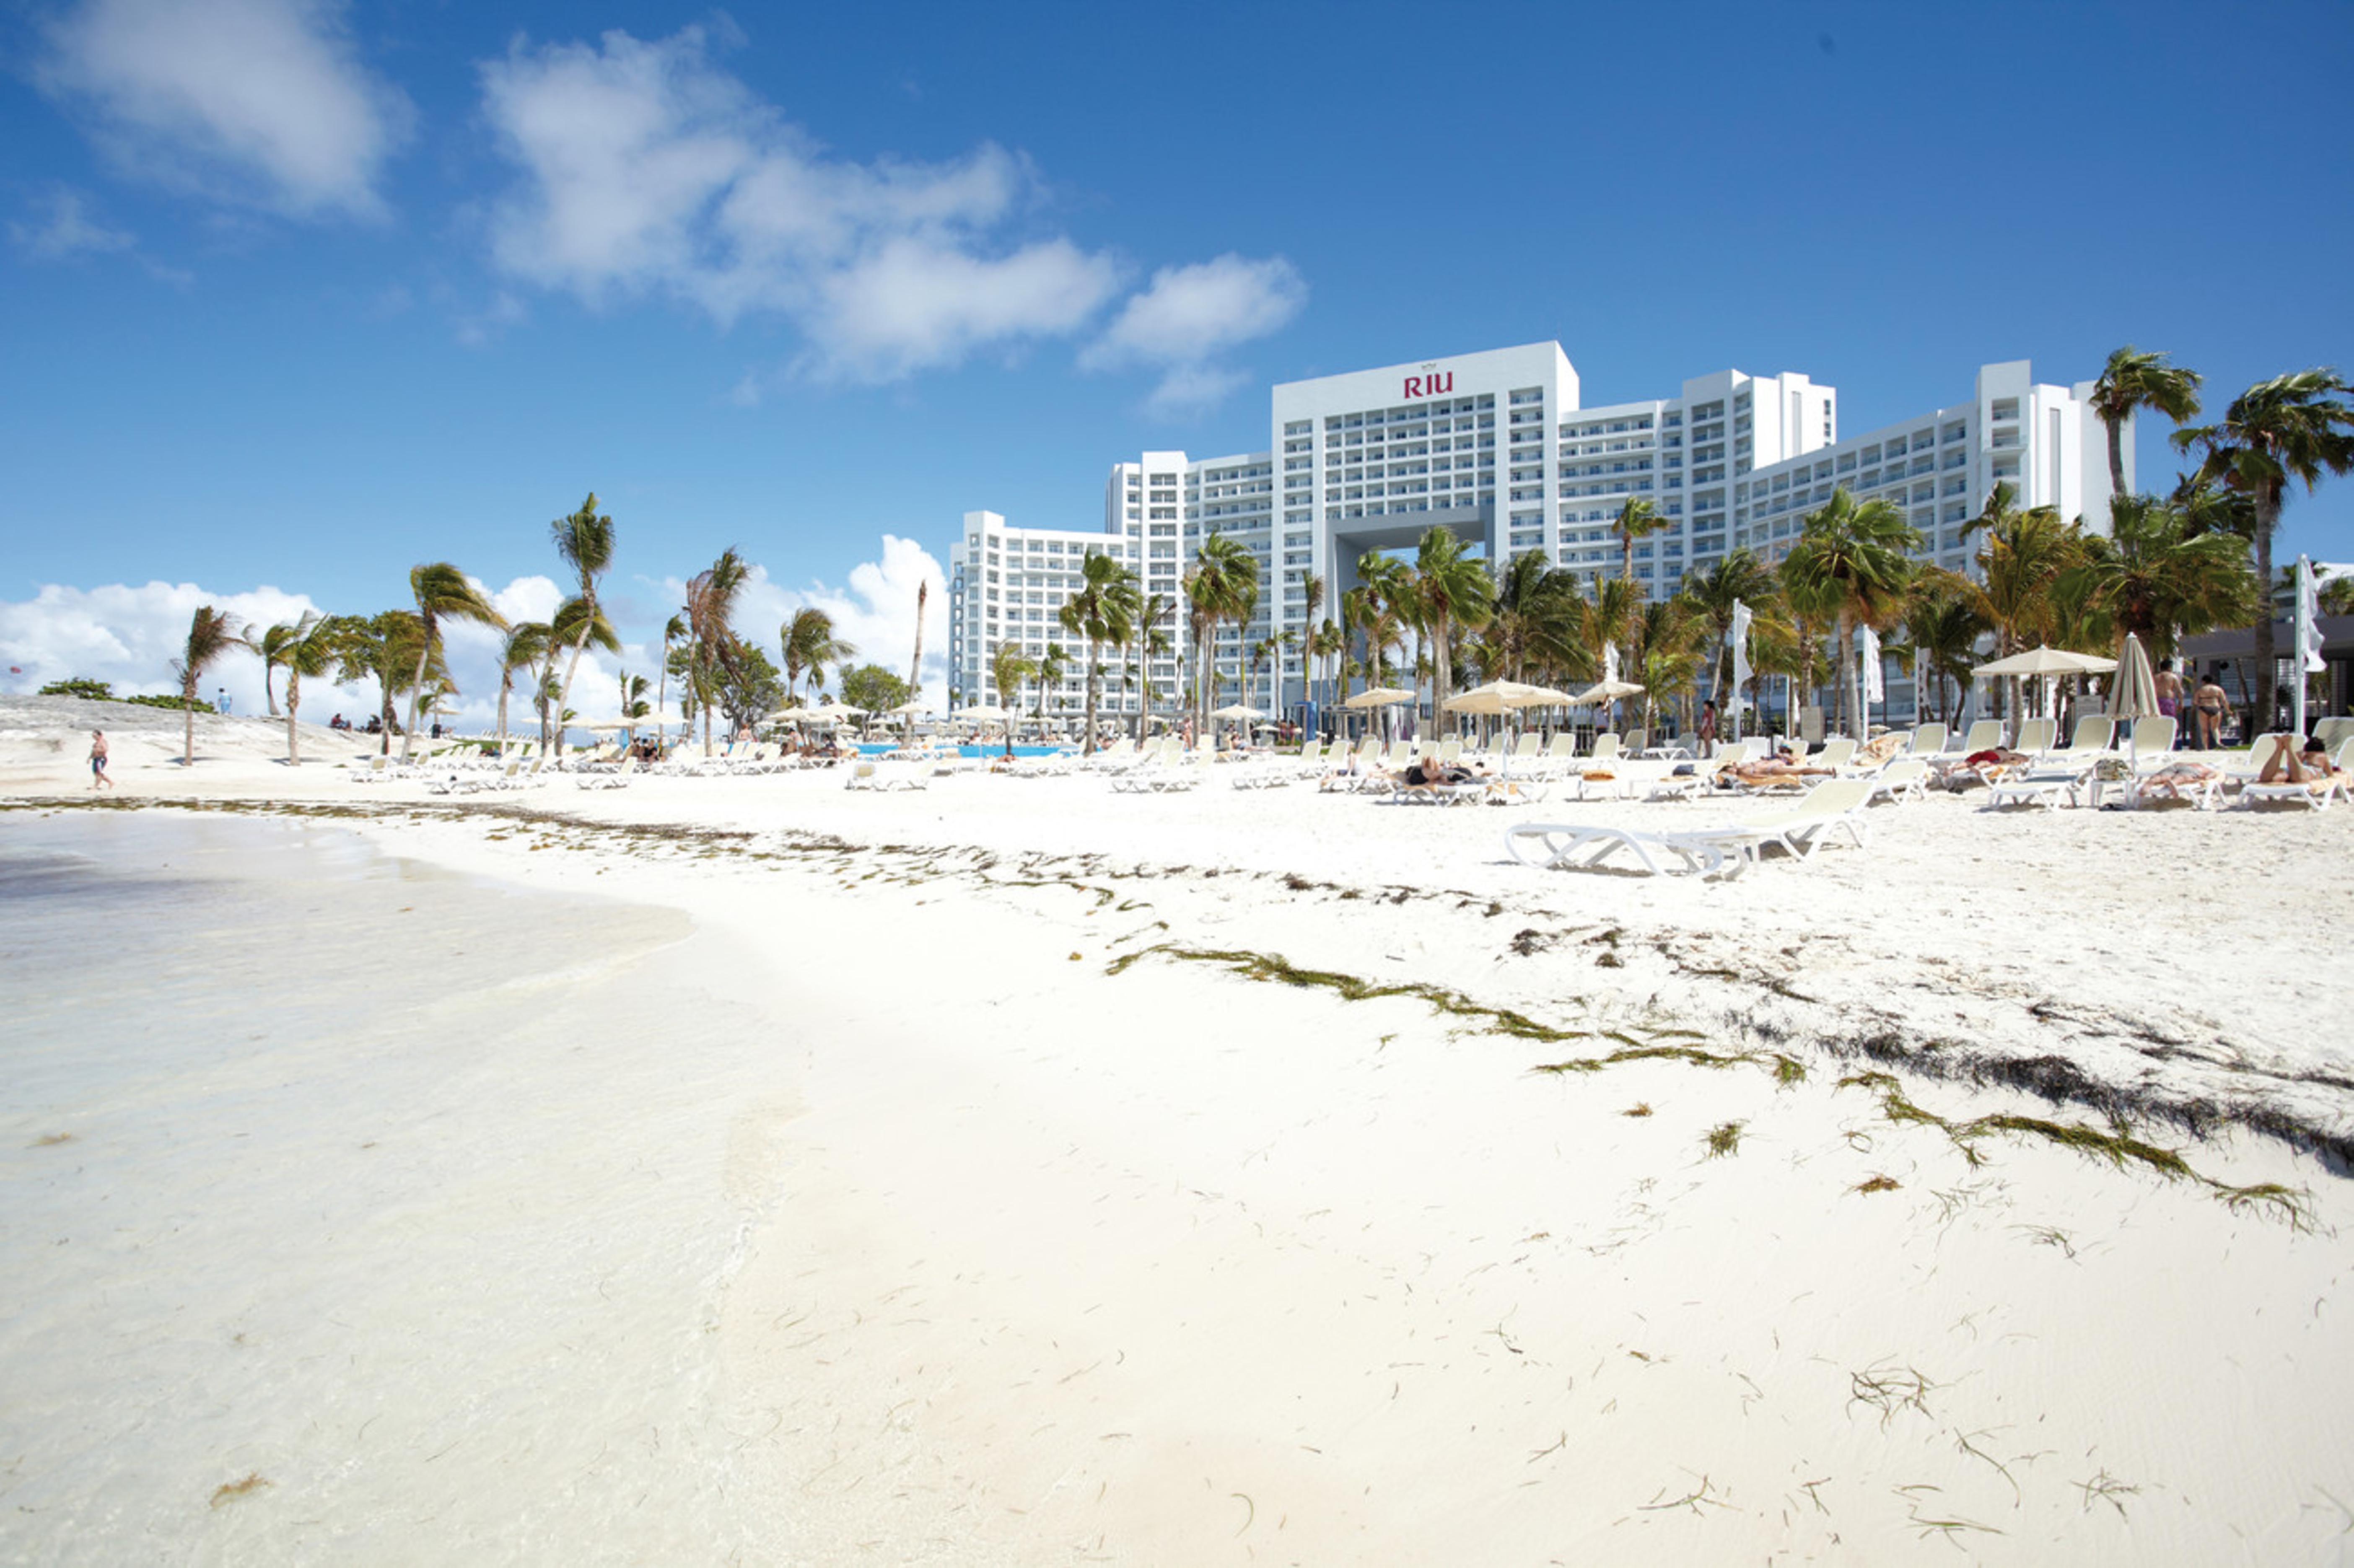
4,697,2351,1565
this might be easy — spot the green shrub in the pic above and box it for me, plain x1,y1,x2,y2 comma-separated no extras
38,678,114,700
122,693,215,713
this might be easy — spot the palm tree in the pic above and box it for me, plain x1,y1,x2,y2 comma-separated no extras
1782,487,1920,741
655,612,686,738
169,605,251,766
541,597,618,753
1613,496,1670,592
1128,591,1172,741
684,550,751,754
2088,347,2203,498
1954,482,2080,733
782,607,855,710
2322,576,2354,617
259,613,333,763
1185,534,1258,727
256,619,305,717
548,493,615,749
1900,575,1990,726
400,564,505,762
1628,595,1706,732
325,610,428,753
1409,526,1494,730
989,639,1035,759
2057,492,2259,661
1057,552,1141,753
2175,368,2354,729
495,621,550,750
1036,642,1069,726
1679,549,1781,715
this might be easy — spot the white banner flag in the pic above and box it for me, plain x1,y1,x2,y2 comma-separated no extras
1861,625,1885,702
1729,600,1753,711
2297,557,2325,673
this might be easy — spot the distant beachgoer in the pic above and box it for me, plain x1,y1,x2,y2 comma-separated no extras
2154,660,2183,723
329,712,346,730
1696,701,1719,755
2193,674,2227,750
88,729,112,790
215,688,231,716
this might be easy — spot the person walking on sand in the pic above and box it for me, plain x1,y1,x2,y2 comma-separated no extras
88,728,113,790
1696,700,1719,757
2154,659,2183,745
2193,671,2228,750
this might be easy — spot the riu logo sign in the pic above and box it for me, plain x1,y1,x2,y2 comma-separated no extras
1403,371,1453,398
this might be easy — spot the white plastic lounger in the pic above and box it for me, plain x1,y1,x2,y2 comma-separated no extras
1983,767,2093,811
1955,719,2003,755
576,756,636,790
1864,757,1929,804
844,759,927,791
1908,723,1948,755
1506,778,1874,879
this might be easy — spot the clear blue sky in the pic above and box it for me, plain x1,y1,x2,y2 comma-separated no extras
3,0,2351,704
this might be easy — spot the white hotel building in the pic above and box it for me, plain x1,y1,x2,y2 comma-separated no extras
946,341,2124,720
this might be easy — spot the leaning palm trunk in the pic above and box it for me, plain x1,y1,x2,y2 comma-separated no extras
552,624,594,761
402,636,432,763
285,669,302,765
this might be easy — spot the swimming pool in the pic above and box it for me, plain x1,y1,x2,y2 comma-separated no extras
852,743,1071,759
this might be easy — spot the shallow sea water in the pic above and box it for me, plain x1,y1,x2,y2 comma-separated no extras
0,809,801,1566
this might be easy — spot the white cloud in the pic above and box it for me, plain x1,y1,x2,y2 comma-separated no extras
0,575,658,736
38,0,414,221
710,536,950,700
1081,254,1306,415
9,187,136,259
1141,363,1250,419
477,26,1123,381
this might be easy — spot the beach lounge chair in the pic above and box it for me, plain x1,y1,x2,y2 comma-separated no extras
2041,716,2115,765
1588,733,1622,765
2237,736,2349,810
1864,757,1929,805
1814,738,1857,771
1908,723,1948,756
2011,718,2057,757
576,756,635,790
1621,727,1649,757
1955,719,2003,755
1983,763,2097,811
2129,759,2230,811
844,759,927,791
1505,778,1875,879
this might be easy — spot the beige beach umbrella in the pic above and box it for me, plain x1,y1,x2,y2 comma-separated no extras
1971,645,2117,678
2105,632,2160,779
956,702,1013,722
1344,686,1416,708
1570,679,1644,706
799,701,866,723
1441,679,1573,715
1209,704,1265,720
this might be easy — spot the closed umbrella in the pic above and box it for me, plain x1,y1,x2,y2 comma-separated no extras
2106,633,2160,792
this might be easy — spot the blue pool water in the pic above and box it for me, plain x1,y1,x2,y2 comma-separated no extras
853,742,1068,758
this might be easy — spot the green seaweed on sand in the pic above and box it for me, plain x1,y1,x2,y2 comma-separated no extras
1838,1070,2318,1228
1703,1121,1744,1159
1852,1174,1900,1195
1104,943,1593,1043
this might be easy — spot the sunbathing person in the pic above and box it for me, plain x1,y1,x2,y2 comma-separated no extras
2136,758,2228,805
2258,734,2341,786
1717,747,1834,790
